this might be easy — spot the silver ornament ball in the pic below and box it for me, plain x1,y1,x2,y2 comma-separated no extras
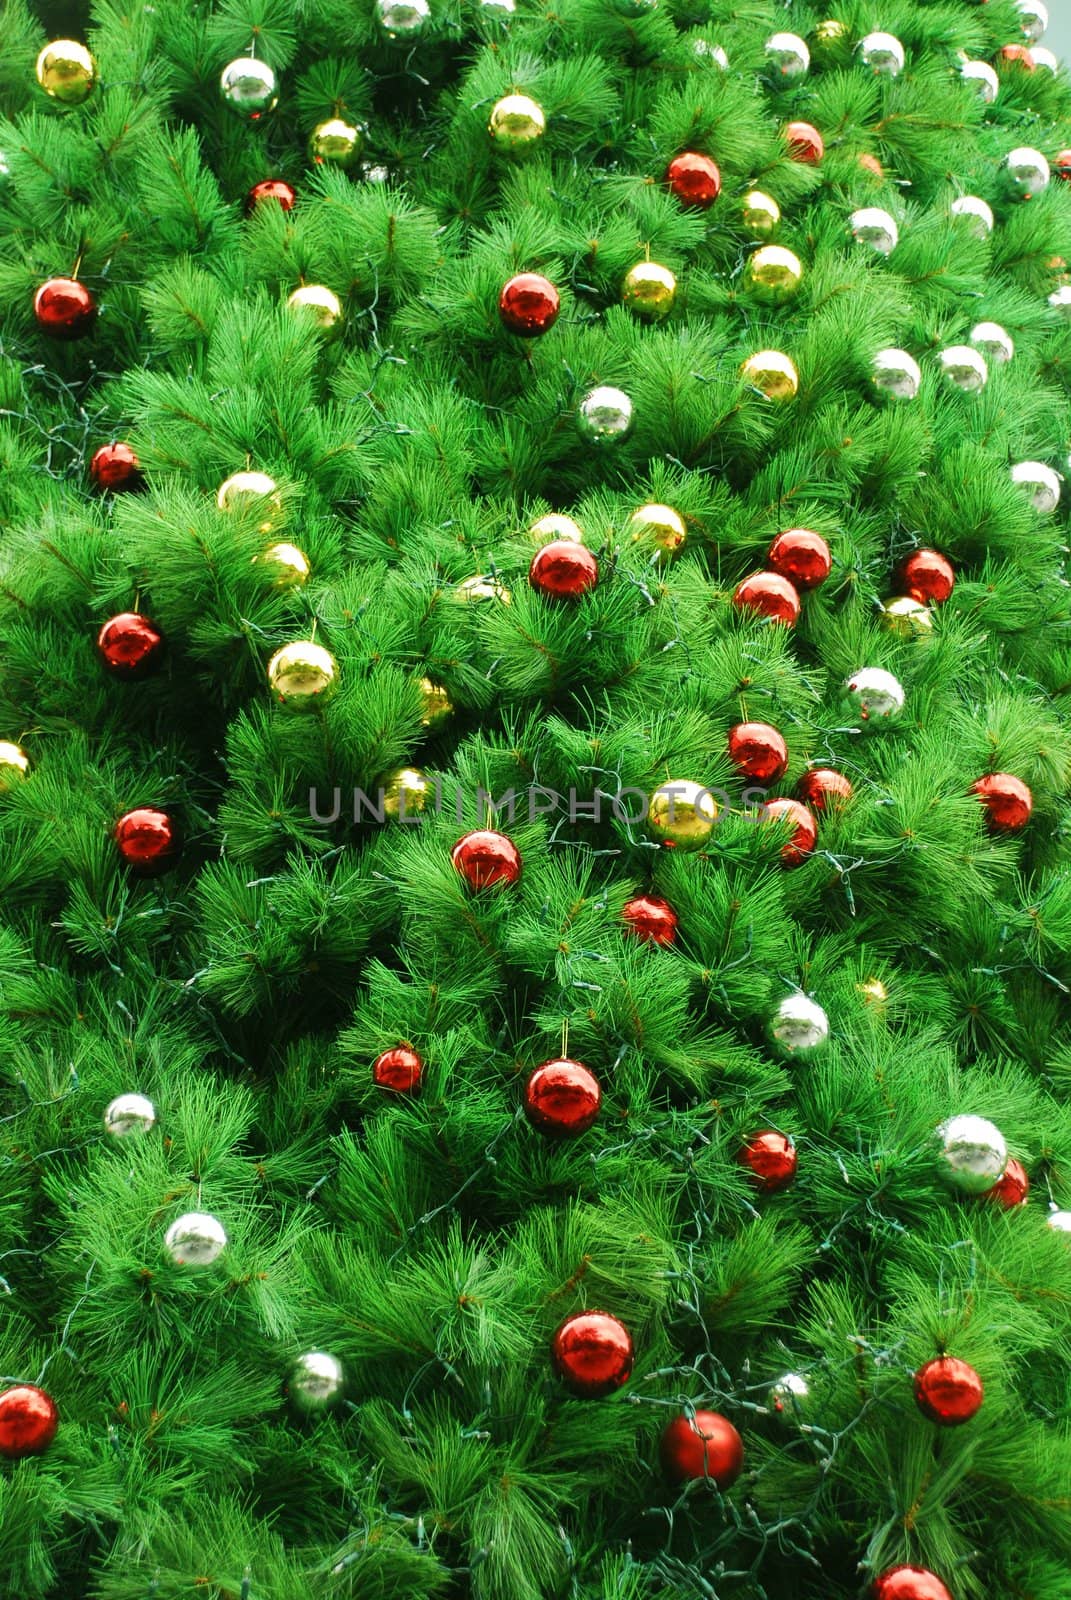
767,994,830,1060
949,195,994,239
937,345,988,394
577,385,633,445
219,57,279,118
103,1092,157,1138
1017,0,1048,43
1030,45,1057,72
765,32,810,78
1047,1209,1071,1234
960,60,999,104
288,1350,346,1412
871,349,922,402
850,207,899,256
377,0,430,36
164,1211,228,1268
857,31,905,76
970,321,1014,365
842,667,905,726
1048,286,1071,319
692,39,729,69
768,1372,811,1424
1010,461,1061,515
1003,147,1050,200
0,150,10,191
936,1114,1007,1195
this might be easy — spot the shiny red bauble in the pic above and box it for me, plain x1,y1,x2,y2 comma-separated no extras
666,151,722,208
796,768,852,812
768,528,831,589
90,441,142,491
524,1058,601,1136
970,773,1032,832
1056,151,1071,182
739,1130,797,1192
33,276,97,340
96,613,165,678
114,807,179,873
727,722,788,784
529,540,598,600
373,1045,423,1094
498,273,560,337
913,1356,984,1426
246,178,296,213
732,572,801,626
660,1409,744,1487
622,893,678,945
872,1569,953,1600
986,1155,1029,1207
761,799,817,866
900,548,954,605
0,1384,58,1459
551,1310,633,1397
451,829,522,889
784,120,824,164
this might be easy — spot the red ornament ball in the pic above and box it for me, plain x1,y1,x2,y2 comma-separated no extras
761,798,817,866
859,152,884,178
784,120,824,164
373,1045,423,1094
986,1155,1029,1207
666,151,722,208
33,276,97,340
0,1384,59,1460
451,829,522,889
728,721,788,784
97,612,165,678
739,1130,797,1192
796,768,852,812
913,1356,984,1426
90,441,142,491
660,1409,744,1487
498,273,560,337
872,1570,953,1600
1056,151,1071,182
622,893,678,945
114,807,179,874
524,1058,601,1136
246,177,296,213
733,572,801,626
971,773,1032,832
551,1310,633,1397
529,540,598,600
1000,43,1035,69
900,549,954,605
768,528,831,589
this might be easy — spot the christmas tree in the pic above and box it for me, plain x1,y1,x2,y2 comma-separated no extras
2,0,1071,1595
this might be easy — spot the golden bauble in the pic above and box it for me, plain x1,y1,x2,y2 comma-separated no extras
217,470,284,532
418,676,453,727
628,503,687,558
254,542,310,586
621,261,677,321
36,40,97,104
858,976,889,1011
0,740,30,790
381,766,431,820
286,284,342,331
741,190,781,238
880,595,933,637
740,350,799,401
812,17,849,56
267,641,339,709
530,512,583,544
488,93,546,150
648,779,718,850
308,117,364,169
455,575,512,604
744,245,804,303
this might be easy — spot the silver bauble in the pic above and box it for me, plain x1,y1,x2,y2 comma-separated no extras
219,57,279,118
857,31,905,75
288,1350,346,1412
692,39,729,69
936,1114,1007,1195
969,321,1014,365
871,348,922,402
949,195,994,239
0,150,10,191
377,0,430,35
1003,147,1050,200
960,61,999,103
768,1372,811,1424
1048,286,1071,319
850,207,899,255
103,1092,157,1138
1010,461,1061,515
842,667,905,726
1017,0,1048,43
937,345,988,393
765,32,810,78
577,385,633,445
767,994,830,1060
1047,1210,1071,1234
1030,46,1057,71
164,1211,228,1268
480,0,516,14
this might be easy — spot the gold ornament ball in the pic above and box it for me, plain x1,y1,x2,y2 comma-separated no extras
530,512,583,544
745,245,804,303
621,261,677,321
488,93,546,151
812,18,849,57
254,542,310,587
858,976,889,1012
741,350,799,401
418,676,453,727
217,470,284,533
880,595,933,637
267,641,339,709
741,190,781,239
455,575,512,604
308,117,364,170
629,503,687,558
286,284,342,332
36,40,97,104
648,779,718,850
381,767,431,820
0,740,30,791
